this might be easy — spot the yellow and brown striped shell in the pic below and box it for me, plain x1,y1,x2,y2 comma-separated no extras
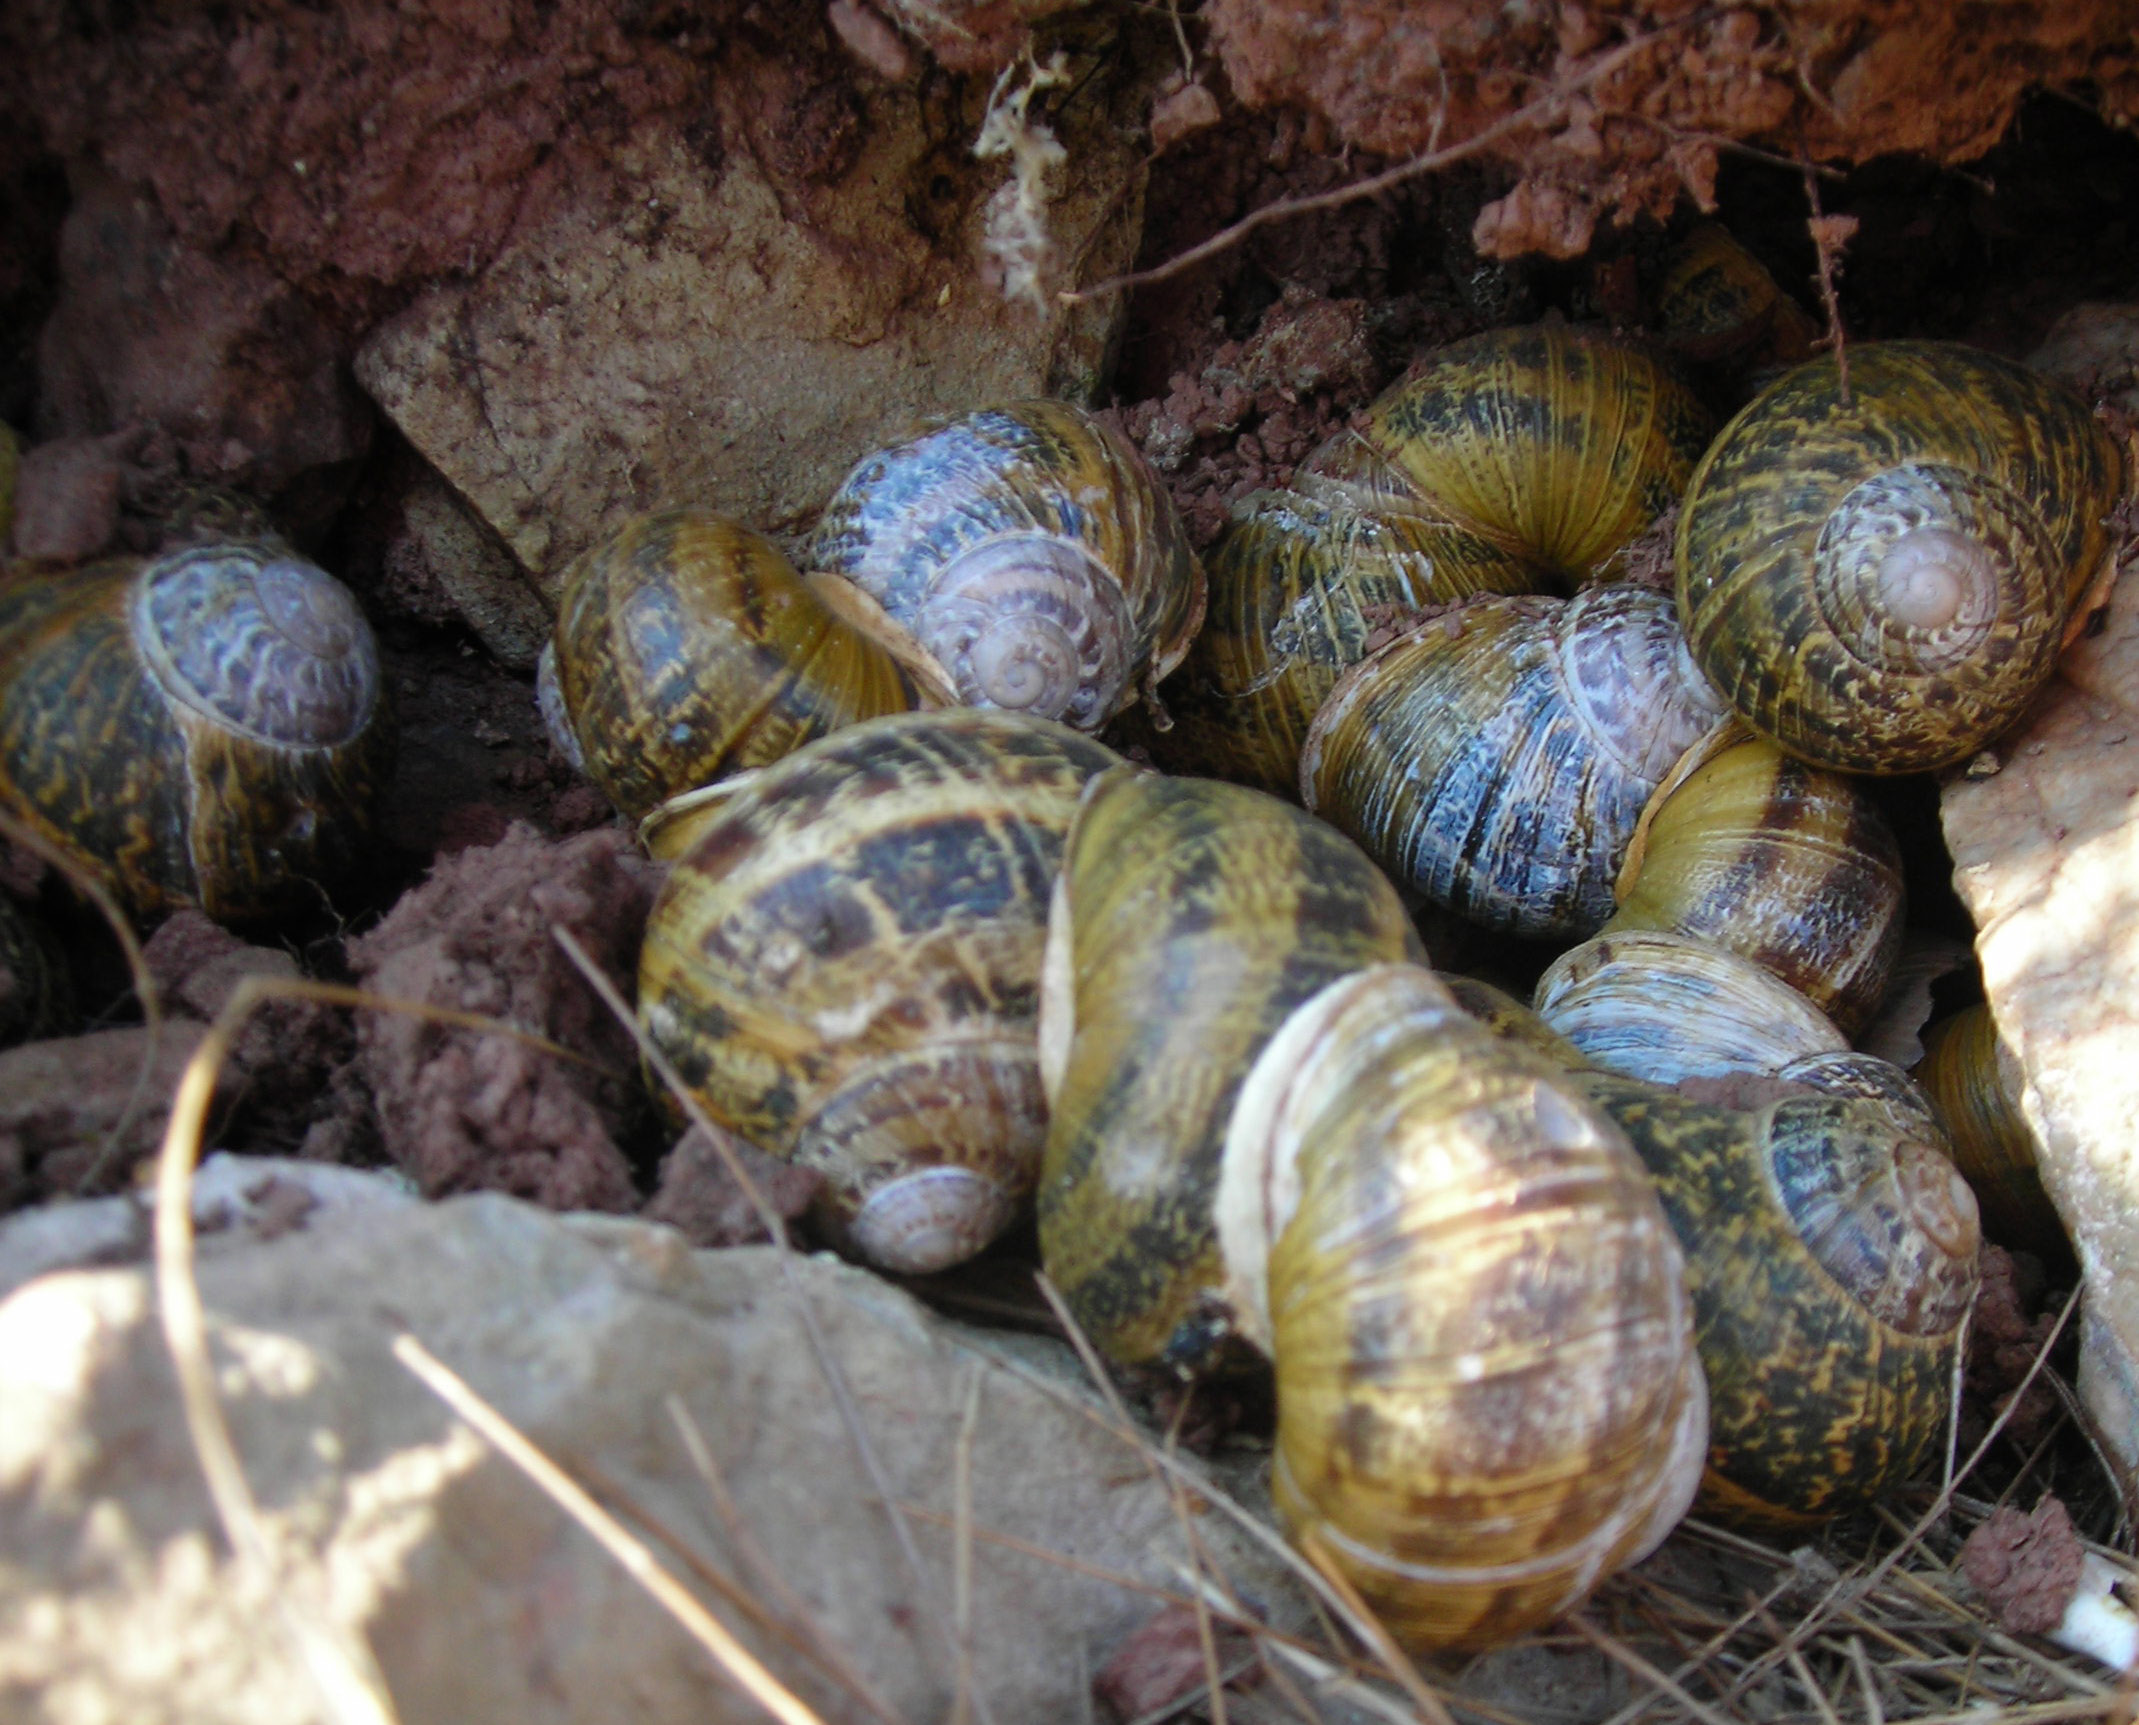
1217,964,1707,1649
1576,1070,1981,1526
0,542,391,922
1301,585,1728,940
1654,224,1817,376
637,708,1120,1274
807,402,1205,732
1155,324,1712,792
1676,341,2127,774
1605,727,1905,1036
1035,767,1424,1371
545,508,922,823
1915,1002,2067,1260
1307,323,1715,579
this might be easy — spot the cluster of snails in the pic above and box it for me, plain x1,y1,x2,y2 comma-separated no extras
573,276,2133,1649
3,221,2115,1652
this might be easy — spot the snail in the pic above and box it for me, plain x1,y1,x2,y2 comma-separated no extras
1155,324,1713,793
1036,766,1424,1371
1534,931,1849,1087
637,707,1120,1275
0,541,391,922
807,401,1206,732
1675,341,2127,775
1915,1002,2068,1260
1653,224,1817,379
1604,725,1905,1036
1218,963,1707,1648
543,508,931,823
1300,584,1729,940
1575,1069,1980,1526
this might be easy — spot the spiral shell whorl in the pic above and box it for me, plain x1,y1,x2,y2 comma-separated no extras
1579,1073,1981,1524
1676,342,2125,773
809,402,1204,731
915,535,1132,727
136,542,380,748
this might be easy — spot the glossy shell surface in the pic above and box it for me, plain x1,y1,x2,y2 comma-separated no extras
0,543,389,920
1607,730,1905,1035
551,508,917,822
1155,490,1534,795
1579,1072,1981,1525
1915,1002,2066,1259
808,401,1205,731
1219,965,1706,1649
1035,768,1424,1371
638,709,1119,1274
1535,930,1848,1086
1302,586,1728,940
1307,323,1715,580
1675,341,2126,774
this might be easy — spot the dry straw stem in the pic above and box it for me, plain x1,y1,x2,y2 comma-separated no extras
1062,21,1688,306
393,1335,826,1725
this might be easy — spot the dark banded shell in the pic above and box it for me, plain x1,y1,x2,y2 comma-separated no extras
808,401,1205,731
550,508,919,822
1676,342,2126,774
1301,586,1728,940
1219,965,1705,1649
1577,1071,1981,1526
1152,489,1536,795
1606,729,1905,1036
1307,323,1714,581
637,709,1119,1274
1915,1002,2067,1260
1654,224,1816,374
0,544,390,921
1034,768,1424,1371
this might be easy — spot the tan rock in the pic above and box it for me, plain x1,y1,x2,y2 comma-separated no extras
0,1192,1305,1722
1941,559,2139,1478
355,64,1147,602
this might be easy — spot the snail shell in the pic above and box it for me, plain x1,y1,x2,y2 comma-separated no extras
808,402,1206,731
1654,224,1817,376
0,542,390,921
547,508,922,822
637,708,1120,1274
1035,767,1425,1371
1218,964,1707,1648
1301,585,1728,940
1154,491,1534,795
1577,1070,1981,1525
1914,1002,2066,1260
1305,323,1715,580
1155,326,1711,794
1535,930,1849,1087
1675,341,2127,774
1606,726,1905,1036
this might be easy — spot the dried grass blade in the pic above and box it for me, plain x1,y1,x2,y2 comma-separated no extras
394,1333,824,1725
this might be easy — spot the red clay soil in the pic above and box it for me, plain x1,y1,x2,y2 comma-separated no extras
1204,1,2139,258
